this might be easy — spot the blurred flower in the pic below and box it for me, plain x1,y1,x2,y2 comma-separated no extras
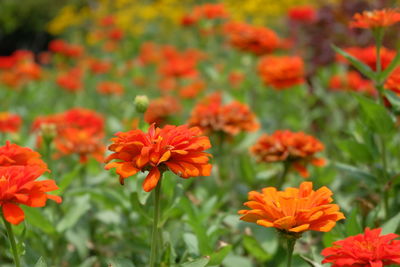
350,9,400,29
100,15,115,27
144,96,181,126
250,130,325,177
258,56,305,89
89,59,112,75
329,71,376,96
223,21,279,55
49,39,84,59
228,70,245,88
288,5,317,23
96,81,124,96
338,46,395,71
158,47,204,78
105,124,212,192
188,92,259,136
179,80,206,99
385,67,400,96
56,67,83,92
108,27,124,41
239,181,344,234
0,112,22,133
180,3,229,26
322,228,400,267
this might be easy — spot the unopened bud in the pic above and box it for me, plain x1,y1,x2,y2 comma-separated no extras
40,123,57,143
134,95,149,114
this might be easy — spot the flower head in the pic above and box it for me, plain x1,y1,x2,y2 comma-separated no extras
96,81,124,96
288,5,317,23
258,56,305,89
188,92,259,136
338,46,395,71
0,112,21,133
223,21,279,55
250,130,325,177
329,71,376,96
144,96,181,126
105,124,212,192
239,182,344,234
322,228,400,267
0,141,48,170
350,9,400,29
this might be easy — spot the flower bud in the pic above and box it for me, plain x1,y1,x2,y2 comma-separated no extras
134,95,149,114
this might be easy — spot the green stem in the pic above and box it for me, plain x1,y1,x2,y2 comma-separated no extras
149,177,163,267
2,214,21,267
277,161,290,189
286,238,296,267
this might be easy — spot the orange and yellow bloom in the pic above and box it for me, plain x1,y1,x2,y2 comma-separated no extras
239,182,344,234
105,124,212,192
250,130,325,177
350,9,400,29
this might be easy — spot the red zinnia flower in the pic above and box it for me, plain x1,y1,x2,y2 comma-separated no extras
0,141,48,170
0,112,22,133
96,81,124,96
144,96,181,126
350,9,400,29
258,56,305,89
322,228,400,267
188,92,259,136
288,5,317,23
105,124,212,192
329,71,376,96
239,182,344,234
223,21,279,55
338,46,395,71
250,130,325,177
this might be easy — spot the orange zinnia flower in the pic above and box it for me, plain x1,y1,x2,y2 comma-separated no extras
0,112,22,133
258,56,305,89
322,228,400,267
250,130,325,177
144,96,181,126
350,9,400,29
329,71,376,96
223,21,279,55
338,46,395,71
239,182,344,234
105,124,212,192
56,67,83,92
188,92,259,136
96,81,124,96
0,141,48,170
0,142,61,224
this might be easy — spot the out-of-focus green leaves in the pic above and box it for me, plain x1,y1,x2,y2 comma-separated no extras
345,208,362,236
331,45,376,80
378,50,400,84
337,140,374,163
381,212,400,234
243,235,272,262
334,162,377,182
181,257,210,267
34,257,47,267
384,90,400,110
355,95,395,135
108,258,136,267
22,207,56,234
207,244,232,265
56,194,90,232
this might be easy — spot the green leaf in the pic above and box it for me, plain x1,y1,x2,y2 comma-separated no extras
332,44,376,80
208,245,233,265
345,208,362,236
22,207,56,234
181,257,210,267
356,95,395,134
384,90,400,110
337,140,373,162
243,235,271,262
56,194,91,232
222,254,252,267
378,50,400,84
334,162,377,182
108,258,136,267
34,257,47,267
382,212,400,234
58,165,82,193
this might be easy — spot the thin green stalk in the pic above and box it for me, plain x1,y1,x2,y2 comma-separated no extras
286,238,296,267
2,214,21,267
276,161,290,189
149,177,163,267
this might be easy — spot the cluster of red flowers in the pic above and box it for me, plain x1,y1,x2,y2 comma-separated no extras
258,55,305,89
239,182,344,234
188,92,259,136
223,21,280,55
250,130,325,177
0,50,42,88
105,124,212,192
95,15,125,52
329,71,376,96
0,142,61,224
181,3,229,27
0,112,22,133
49,39,84,58
56,67,84,92
88,58,112,75
322,228,400,267
287,5,317,23
338,46,396,71
144,96,181,126
33,108,105,163
350,9,400,29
